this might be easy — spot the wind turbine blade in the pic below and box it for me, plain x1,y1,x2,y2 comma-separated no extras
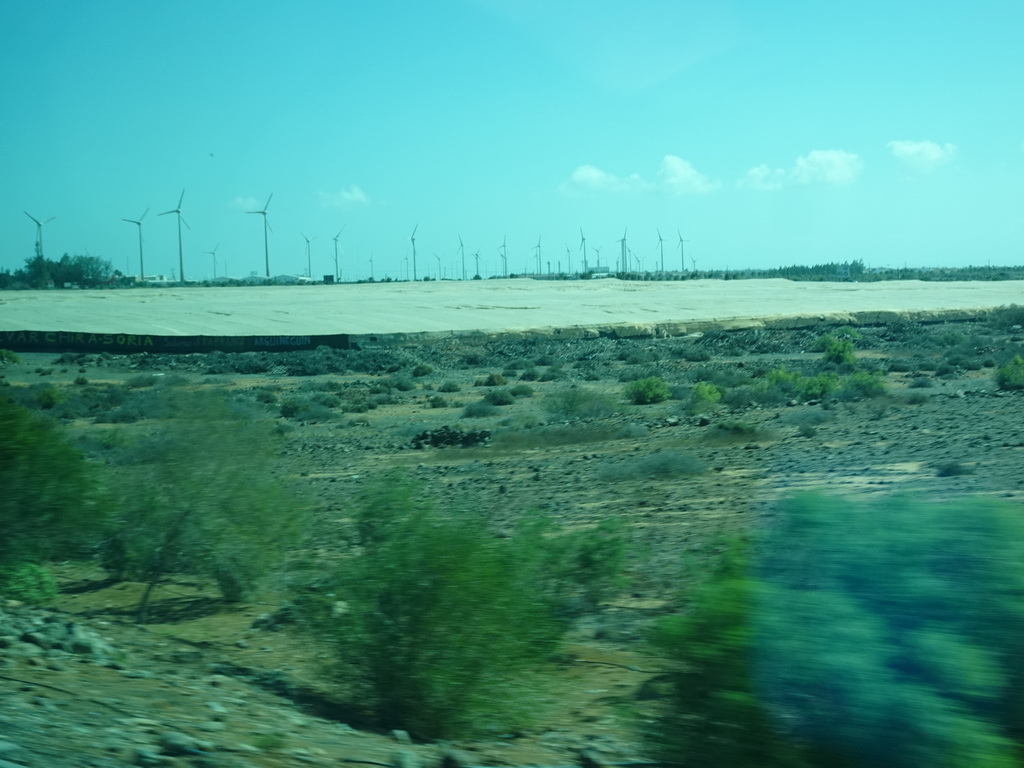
411,224,418,238
44,216,56,224
122,218,134,224
140,208,149,221
158,210,174,216
266,220,273,234
24,211,40,225
181,216,191,230
264,193,273,211
177,189,185,208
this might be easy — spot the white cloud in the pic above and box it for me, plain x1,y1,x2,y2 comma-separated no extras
737,164,787,191
792,149,864,185
319,185,369,208
738,149,863,190
887,140,957,172
560,164,649,194
658,154,719,194
231,196,261,211
561,157,717,195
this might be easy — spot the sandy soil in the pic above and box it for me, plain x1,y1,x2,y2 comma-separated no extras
2,278,1023,336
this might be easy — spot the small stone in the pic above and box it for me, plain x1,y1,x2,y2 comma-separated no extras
158,731,200,756
390,729,412,744
392,749,420,768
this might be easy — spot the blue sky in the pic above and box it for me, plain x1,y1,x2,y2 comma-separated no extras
2,0,1022,281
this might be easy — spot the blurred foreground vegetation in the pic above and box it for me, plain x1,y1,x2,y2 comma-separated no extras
651,494,1024,767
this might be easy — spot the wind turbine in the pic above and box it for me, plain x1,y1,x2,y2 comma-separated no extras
247,194,273,277
121,208,148,279
301,233,316,278
204,243,220,279
565,244,571,276
369,251,375,281
657,229,665,274
24,211,56,261
499,235,508,277
331,228,345,281
457,235,466,280
434,252,442,280
593,245,603,270
579,228,587,274
618,228,628,274
409,225,418,280
158,189,189,282
473,249,481,278
677,230,688,272
534,236,542,274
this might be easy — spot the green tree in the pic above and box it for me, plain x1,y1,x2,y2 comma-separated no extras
101,392,303,623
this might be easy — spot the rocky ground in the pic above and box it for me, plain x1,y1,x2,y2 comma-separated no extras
2,314,1023,767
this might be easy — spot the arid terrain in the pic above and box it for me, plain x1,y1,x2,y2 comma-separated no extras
2,313,1024,767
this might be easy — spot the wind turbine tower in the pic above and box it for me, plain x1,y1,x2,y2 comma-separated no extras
121,208,148,279
409,225,419,280
204,243,220,279
474,249,481,278
677,231,688,273
331,228,344,282
247,194,273,277
158,190,189,283
579,228,588,274
499,235,508,277
618,228,628,274
457,235,466,280
24,211,56,261
534,236,542,275
301,233,316,278
657,229,665,274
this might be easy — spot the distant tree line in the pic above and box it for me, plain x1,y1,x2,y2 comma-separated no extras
0,253,118,289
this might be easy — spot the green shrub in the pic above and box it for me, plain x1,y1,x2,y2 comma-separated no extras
818,334,856,365
624,376,671,405
601,450,704,481
646,540,801,768
995,355,1024,390
706,420,765,442
314,485,563,738
0,563,58,605
411,364,433,377
34,385,65,410
101,392,303,622
462,401,499,418
688,381,722,413
0,349,20,365
437,381,461,393
544,386,619,418
756,493,1024,766
1,397,105,568
474,372,507,387
509,383,534,397
427,395,447,409
125,374,158,389
483,389,515,406
838,370,888,400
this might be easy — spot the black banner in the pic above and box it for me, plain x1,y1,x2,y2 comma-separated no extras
1,330,352,354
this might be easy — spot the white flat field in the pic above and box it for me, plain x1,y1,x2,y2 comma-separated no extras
1,278,1023,338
